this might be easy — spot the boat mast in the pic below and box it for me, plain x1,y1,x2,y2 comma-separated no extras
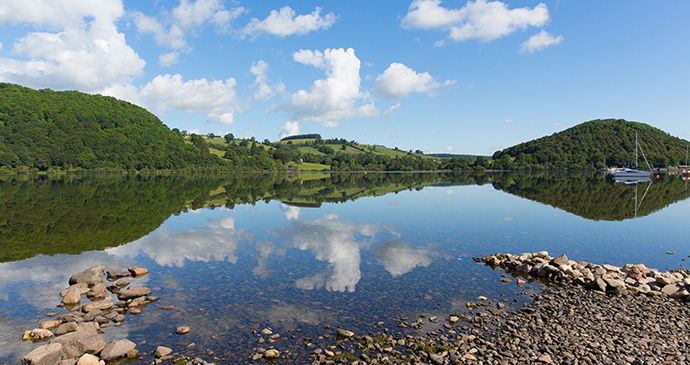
635,132,638,169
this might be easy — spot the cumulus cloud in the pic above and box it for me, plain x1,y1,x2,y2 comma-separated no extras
250,59,285,101
107,216,244,267
0,0,145,91
520,30,563,53
279,219,379,292
322,121,339,128
280,203,301,221
402,0,550,45
280,121,300,139
126,74,241,125
374,241,434,277
374,63,454,99
242,6,336,38
383,102,402,117
282,48,377,124
159,51,180,67
133,0,244,50
446,145,454,152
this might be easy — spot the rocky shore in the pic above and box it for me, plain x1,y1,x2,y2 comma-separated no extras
303,252,690,364
19,252,690,364
20,265,211,365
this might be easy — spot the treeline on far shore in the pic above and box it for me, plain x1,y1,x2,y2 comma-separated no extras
1,83,689,174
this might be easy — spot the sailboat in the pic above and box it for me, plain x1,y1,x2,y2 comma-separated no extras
683,144,689,181
613,132,652,179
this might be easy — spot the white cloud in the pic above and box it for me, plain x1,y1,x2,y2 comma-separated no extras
0,0,145,91
383,102,402,117
401,0,463,29
504,118,514,123
520,30,563,53
282,48,377,124
126,74,241,126
374,63,453,99
159,51,180,67
250,59,285,101
280,203,301,221
242,6,336,39
280,219,379,292
133,0,244,50
446,145,454,152
389,132,399,138
322,121,338,128
374,241,433,277
280,121,300,139
402,0,550,45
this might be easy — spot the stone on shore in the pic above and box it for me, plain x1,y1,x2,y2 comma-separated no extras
40,320,61,330
105,269,131,280
263,349,280,359
50,331,105,359
61,284,89,305
128,267,148,277
176,326,191,335
29,328,54,341
100,339,136,361
75,353,104,365
69,266,105,286
154,346,173,358
21,343,64,365
336,329,355,338
81,300,113,313
117,287,151,300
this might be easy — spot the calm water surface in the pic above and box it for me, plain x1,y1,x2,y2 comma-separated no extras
0,172,688,363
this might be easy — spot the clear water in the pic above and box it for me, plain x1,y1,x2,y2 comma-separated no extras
0,172,688,363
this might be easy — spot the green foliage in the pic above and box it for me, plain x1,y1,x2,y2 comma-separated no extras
0,83,227,171
492,119,689,170
280,133,322,141
491,172,689,221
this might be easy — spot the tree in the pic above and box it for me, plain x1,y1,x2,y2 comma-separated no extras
224,133,234,143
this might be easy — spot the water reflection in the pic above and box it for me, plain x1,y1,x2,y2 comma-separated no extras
108,215,246,267
279,219,379,292
374,241,435,277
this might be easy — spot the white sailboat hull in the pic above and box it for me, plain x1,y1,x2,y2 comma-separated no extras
613,168,651,177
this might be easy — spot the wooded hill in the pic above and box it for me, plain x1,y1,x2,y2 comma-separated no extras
491,119,689,170
2,84,688,172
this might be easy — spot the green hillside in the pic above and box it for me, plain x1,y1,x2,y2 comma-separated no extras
0,83,227,172
491,119,689,170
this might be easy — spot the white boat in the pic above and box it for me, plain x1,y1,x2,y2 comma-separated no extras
613,132,652,178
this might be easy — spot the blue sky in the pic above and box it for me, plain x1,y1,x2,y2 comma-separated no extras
1,1,688,155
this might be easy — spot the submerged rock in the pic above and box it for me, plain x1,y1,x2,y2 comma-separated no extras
100,339,136,362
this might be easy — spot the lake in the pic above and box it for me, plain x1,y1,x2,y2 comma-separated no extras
1,172,688,363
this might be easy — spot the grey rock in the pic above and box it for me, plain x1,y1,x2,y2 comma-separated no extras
69,266,105,286
81,300,113,313
21,343,64,365
551,254,569,267
117,287,151,300
106,269,131,280
50,331,105,359
176,326,191,335
57,313,84,323
100,339,136,361
54,322,79,336
30,328,54,341
336,329,355,338
83,309,102,322
154,346,172,358
75,354,101,365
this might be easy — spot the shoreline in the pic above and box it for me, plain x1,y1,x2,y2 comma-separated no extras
18,251,690,364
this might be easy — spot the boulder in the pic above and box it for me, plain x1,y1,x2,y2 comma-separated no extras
117,287,151,300
551,254,569,267
21,343,64,365
264,349,280,359
336,329,355,338
69,266,105,286
154,346,172,358
128,267,148,277
57,313,84,323
75,354,103,365
50,331,105,359
105,269,131,280
40,320,62,330
82,300,113,313
54,322,79,336
30,328,54,341
100,339,136,362
176,326,191,335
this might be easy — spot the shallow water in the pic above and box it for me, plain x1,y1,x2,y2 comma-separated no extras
1,172,688,363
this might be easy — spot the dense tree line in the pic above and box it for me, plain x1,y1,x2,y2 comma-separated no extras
280,133,322,141
491,119,689,170
0,83,227,172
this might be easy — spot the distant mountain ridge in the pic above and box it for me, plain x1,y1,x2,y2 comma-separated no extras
491,119,689,170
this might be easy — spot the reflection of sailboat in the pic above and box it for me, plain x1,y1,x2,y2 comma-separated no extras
613,132,652,178
630,179,652,219
683,144,689,181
